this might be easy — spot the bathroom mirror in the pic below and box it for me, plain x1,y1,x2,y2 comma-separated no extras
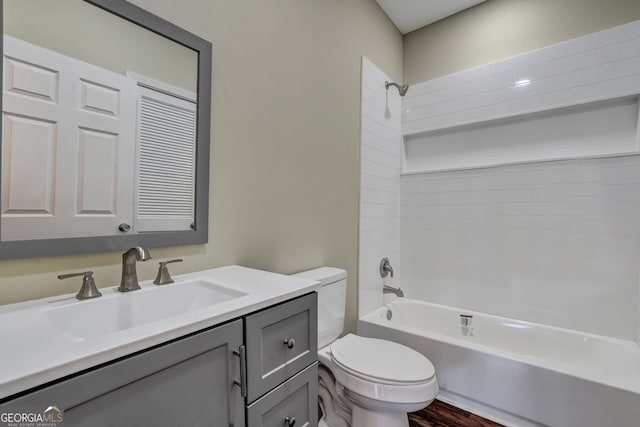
0,0,211,259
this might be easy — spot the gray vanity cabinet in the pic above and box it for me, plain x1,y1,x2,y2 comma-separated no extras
0,293,319,427
1,320,245,427
244,293,318,427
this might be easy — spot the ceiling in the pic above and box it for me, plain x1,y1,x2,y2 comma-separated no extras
376,0,487,34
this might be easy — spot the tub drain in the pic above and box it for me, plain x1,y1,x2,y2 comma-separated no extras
386,309,393,320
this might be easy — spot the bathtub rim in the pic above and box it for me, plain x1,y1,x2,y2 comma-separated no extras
359,297,640,395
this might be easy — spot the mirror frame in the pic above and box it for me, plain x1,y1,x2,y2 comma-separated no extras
0,0,211,259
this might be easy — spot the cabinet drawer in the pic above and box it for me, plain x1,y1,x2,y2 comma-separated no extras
245,292,317,402
247,362,318,427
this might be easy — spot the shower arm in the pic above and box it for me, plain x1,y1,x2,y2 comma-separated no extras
385,81,409,96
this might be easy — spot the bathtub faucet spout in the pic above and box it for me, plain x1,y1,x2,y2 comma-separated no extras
383,284,404,297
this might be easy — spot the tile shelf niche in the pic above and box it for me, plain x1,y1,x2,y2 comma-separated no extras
401,18,640,174
402,95,640,174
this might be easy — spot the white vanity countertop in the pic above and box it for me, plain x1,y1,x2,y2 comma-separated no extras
0,265,321,400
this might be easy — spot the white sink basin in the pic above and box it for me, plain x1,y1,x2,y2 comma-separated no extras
44,279,247,340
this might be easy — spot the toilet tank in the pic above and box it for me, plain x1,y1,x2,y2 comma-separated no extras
292,267,346,348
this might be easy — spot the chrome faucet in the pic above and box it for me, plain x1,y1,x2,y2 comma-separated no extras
118,247,151,292
383,284,404,297
380,257,394,278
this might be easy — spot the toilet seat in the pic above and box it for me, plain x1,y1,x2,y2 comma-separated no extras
325,334,439,408
330,334,435,385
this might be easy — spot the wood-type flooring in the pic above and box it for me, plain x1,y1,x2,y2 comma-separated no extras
408,400,504,427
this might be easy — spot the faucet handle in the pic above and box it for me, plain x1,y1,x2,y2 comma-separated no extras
380,257,394,278
58,271,102,300
153,259,183,285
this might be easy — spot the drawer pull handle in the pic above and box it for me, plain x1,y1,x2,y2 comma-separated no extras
283,338,296,349
284,416,296,426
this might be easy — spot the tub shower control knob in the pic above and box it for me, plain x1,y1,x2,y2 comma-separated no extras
380,257,394,278
283,338,296,349
284,416,296,426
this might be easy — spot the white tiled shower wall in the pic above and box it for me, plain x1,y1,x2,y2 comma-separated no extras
359,21,640,341
401,157,640,339
358,57,402,317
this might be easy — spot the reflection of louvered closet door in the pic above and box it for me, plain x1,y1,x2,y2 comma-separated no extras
2,36,136,240
134,86,196,232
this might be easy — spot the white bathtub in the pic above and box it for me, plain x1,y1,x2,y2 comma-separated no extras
357,298,640,427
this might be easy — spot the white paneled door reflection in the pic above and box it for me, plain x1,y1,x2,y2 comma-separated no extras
2,36,135,240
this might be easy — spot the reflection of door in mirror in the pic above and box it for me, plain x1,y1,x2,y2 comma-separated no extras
2,0,198,242
3,35,137,241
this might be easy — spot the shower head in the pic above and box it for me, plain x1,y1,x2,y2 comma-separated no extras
385,81,409,96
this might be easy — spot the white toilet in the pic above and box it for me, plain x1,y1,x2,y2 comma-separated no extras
293,267,438,427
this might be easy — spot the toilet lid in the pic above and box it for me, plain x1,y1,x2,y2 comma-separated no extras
330,334,435,384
